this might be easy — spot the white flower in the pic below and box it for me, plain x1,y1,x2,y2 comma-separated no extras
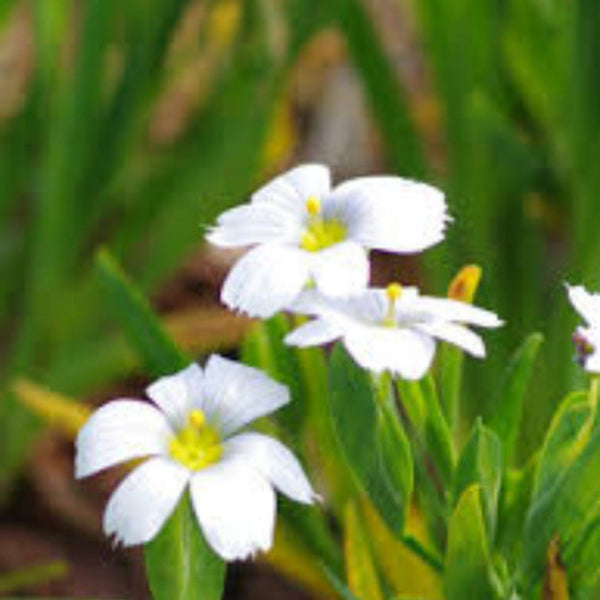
207,163,450,318
566,284,600,373
75,356,318,561
285,283,502,379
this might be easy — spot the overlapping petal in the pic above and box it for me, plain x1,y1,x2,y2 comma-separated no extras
331,176,450,253
220,243,310,318
224,432,317,504
206,203,302,248
202,355,290,436
190,459,276,561
310,241,369,297
146,364,205,428
252,163,331,214
284,317,343,347
344,323,436,378
104,457,189,546
406,296,502,328
416,321,486,357
75,400,172,478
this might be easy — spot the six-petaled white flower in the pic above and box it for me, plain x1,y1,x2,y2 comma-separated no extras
75,356,318,561
285,283,502,379
207,163,450,318
567,284,600,373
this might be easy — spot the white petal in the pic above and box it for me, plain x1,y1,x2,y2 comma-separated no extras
416,321,486,357
332,176,450,252
206,204,301,248
310,241,369,297
202,355,289,436
146,364,205,428
252,164,331,216
75,400,172,479
221,244,310,318
406,296,502,328
567,284,600,326
104,457,189,546
284,317,344,347
224,432,318,504
290,288,385,329
585,350,600,373
343,324,436,379
190,460,276,561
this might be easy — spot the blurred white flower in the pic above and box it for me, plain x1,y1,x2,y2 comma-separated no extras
285,283,502,379
75,357,317,561
207,163,450,318
567,284,600,373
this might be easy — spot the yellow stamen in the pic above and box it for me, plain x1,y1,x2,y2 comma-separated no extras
306,196,321,216
301,221,347,252
189,408,206,429
169,408,222,471
301,196,347,251
382,282,403,328
386,283,403,302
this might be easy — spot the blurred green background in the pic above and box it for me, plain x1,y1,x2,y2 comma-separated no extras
0,0,598,595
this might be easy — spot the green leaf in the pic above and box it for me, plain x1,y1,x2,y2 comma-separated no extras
397,375,455,490
522,401,600,585
96,248,188,376
489,333,544,463
445,485,500,600
321,564,361,600
564,509,600,592
344,501,385,600
145,493,225,600
328,345,411,535
279,499,344,579
495,456,537,569
532,391,593,503
377,383,414,521
453,419,503,539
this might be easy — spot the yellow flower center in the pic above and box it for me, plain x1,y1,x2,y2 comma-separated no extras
381,282,403,328
169,408,222,471
300,197,347,252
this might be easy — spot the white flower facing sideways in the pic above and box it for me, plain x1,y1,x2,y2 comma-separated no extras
286,283,502,380
75,356,318,561
567,284,600,373
207,163,450,318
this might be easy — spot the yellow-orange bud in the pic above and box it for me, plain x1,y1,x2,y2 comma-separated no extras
447,265,481,304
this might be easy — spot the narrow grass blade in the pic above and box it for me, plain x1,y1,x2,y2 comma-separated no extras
96,248,188,376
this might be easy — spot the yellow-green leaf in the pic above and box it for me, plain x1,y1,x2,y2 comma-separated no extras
344,502,385,600
445,485,500,600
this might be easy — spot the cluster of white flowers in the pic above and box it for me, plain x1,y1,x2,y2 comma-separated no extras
76,163,600,566
209,163,501,377
76,163,506,562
